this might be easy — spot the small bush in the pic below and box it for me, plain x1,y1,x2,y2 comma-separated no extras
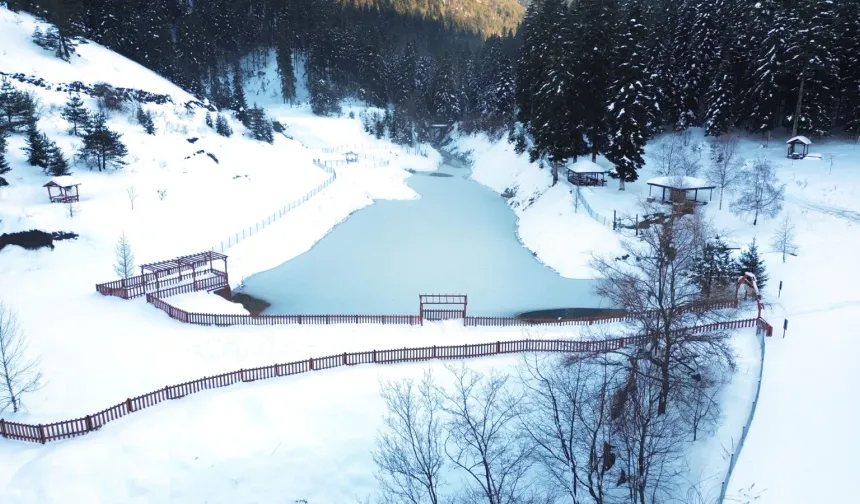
0,230,79,251
91,82,125,111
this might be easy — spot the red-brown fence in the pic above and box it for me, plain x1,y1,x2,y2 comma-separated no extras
0,317,766,444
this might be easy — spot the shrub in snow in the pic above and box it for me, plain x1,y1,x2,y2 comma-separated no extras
205,112,214,129
770,215,799,263
91,83,125,112
0,230,78,252
690,235,737,298
157,189,167,201
31,25,75,61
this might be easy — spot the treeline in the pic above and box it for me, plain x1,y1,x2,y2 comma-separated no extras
517,0,860,186
5,0,518,141
342,0,525,37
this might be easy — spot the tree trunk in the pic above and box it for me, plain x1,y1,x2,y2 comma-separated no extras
719,187,724,210
791,71,807,138
619,178,626,191
552,159,558,186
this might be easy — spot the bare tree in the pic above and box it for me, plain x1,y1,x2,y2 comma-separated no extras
443,365,533,504
515,353,590,503
373,370,446,504
113,232,135,280
770,215,798,263
706,137,744,210
590,207,735,416
613,366,685,504
676,361,722,442
654,137,683,177
730,158,785,226
826,153,835,175
0,301,42,413
65,200,78,219
126,184,139,210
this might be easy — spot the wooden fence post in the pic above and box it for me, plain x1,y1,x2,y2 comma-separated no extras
127,398,134,412
343,352,348,365
496,341,501,353
0,419,5,438
39,424,46,444
309,358,315,370
373,349,377,363
85,415,93,432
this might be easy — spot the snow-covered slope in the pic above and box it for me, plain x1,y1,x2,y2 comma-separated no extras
452,129,860,504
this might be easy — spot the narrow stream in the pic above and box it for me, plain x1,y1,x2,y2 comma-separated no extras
238,161,602,316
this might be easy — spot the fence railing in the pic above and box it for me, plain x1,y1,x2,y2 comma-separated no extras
719,320,768,502
0,317,764,444
573,185,613,227
210,160,337,254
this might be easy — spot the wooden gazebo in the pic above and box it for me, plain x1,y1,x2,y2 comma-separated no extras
44,176,81,203
786,135,811,159
567,160,609,186
646,176,715,204
140,251,228,291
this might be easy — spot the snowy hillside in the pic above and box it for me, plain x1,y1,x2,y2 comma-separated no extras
451,130,860,503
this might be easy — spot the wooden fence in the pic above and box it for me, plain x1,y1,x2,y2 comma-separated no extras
0,316,766,444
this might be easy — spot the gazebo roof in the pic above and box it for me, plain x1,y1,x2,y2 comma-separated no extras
44,176,81,188
646,176,715,190
568,159,610,174
786,135,812,145
140,251,227,273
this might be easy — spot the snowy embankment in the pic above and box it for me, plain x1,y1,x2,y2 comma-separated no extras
451,133,621,279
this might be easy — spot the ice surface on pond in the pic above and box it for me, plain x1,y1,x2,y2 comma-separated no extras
239,163,603,316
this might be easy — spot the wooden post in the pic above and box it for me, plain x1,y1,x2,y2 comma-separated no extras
373,349,377,363
496,341,501,353
39,424,46,444
126,397,134,412
309,358,315,370
343,352,348,365
0,418,6,438
85,415,93,432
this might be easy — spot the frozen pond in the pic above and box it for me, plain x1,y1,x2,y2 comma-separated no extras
239,163,603,316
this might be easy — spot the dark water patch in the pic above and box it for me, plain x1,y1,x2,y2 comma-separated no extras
231,292,272,315
517,308,626,320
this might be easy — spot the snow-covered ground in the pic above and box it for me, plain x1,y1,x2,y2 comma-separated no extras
451,130,860,503
2,5,853,503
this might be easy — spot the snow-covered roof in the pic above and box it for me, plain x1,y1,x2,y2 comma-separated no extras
786,135,812,145
44,176,81,188
646,176,714,189
568,159,610,174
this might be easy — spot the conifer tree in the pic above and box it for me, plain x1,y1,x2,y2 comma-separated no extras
746,0,787,137
215,114,233,137
276,37,297,103
605,1,652,190
79,113,128,171
736,238,768,290
0,132,10,176
231,64,249,126
22,121,49,169
247,105,274,143
61,93,89,136
45,141,70,177
205,112,214,129
136,105,156,135
691,235,736,297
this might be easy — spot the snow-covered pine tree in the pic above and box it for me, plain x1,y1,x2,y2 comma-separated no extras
231,63,249,126
670,0,700,130
736,238,768,290
394,43,418,106
45,141,71,177
605,0,652,190
691,235,737,297
61,93,89,136
276,35,297,104
745,0,787,138
79,113,128,171
570,0,619,160
0,79,36,133
205,112,214,129
529,0,577,185
135,105,155,135
0,132,10,176
430,59,461,122
215,114,233,137
515,2,543,127
783,0,840,136
704,12,739,138
247,105,274,144
22,121,49,169
836,0,860,135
